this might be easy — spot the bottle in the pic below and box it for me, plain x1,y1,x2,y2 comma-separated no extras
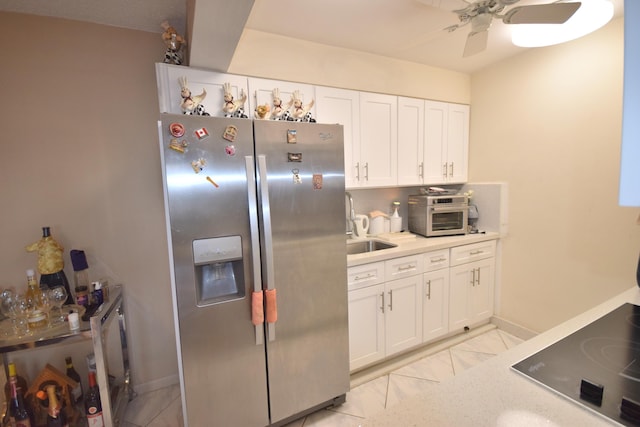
70,250,90,305
84,372,104,427
27,227,74,305
9,384,32,427
45,385,68,427
390,201,402,233
4,363,28,406
25,269,47,330
65,357,83,405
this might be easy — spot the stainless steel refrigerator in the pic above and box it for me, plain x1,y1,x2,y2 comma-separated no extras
157,113,350,426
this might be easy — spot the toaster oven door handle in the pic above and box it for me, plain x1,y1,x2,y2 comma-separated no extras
431,206,466,213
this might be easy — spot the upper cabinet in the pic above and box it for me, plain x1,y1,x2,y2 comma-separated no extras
315,86,361,188
358,93,398,188
156,63,249,117
247,77,316,122
398,98,470,186
423,101,470,185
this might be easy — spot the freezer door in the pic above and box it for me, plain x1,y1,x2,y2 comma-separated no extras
254,121,350,423
159,114,269,427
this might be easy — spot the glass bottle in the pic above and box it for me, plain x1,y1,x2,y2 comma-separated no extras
4,363,28,406
9,383,32,427
31,227,74,305
84,372,104,427
70,249,90,305
45,385,68,427
65,357,83,405
25,269,47,330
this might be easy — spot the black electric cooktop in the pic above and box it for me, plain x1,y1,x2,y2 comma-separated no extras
513,303,640,426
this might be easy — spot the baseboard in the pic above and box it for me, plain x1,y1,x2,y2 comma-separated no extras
490,315,539,341
132,373,180,395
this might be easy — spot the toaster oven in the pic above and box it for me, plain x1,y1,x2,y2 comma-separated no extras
408,194,468,237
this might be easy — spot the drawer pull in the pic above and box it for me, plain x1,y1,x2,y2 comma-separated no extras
470,250,484,256
397,264,416,271
380,292,385,313
354,273,375,281
430,257,446,263
426,280,431,300
388,290,393,311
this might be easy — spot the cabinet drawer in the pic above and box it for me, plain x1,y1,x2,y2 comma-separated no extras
384,255,423,281
423,249,449,272
450,240,496,266
348,262,385,290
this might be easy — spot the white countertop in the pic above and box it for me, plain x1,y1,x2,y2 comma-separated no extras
347,232,501,267
364,285,640,426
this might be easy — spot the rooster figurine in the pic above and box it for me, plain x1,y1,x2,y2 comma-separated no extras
289,90,315,122
222,82,248,118
179,76,209,116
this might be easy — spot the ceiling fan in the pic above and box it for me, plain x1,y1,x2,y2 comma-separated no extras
430,0,582,57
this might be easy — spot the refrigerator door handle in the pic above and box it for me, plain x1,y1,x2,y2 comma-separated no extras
246,156,265,346
257,155,277,342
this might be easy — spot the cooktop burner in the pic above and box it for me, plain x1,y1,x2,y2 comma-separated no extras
513,303,640,426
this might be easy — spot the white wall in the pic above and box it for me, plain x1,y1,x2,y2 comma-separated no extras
470,17,640,332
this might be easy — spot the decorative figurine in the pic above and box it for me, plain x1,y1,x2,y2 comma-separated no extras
289,90,316,122
270,88,292,121
179,76,210,116
161,21,186,66
222,83,248,118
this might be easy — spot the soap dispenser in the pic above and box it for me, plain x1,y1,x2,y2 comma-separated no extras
390,201,402,233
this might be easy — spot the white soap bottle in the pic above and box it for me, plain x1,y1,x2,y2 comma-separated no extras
390,201,402,233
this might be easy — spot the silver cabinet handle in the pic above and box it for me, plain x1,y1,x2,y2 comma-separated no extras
430,257,446,264
388,290,393,311
364,162,369,181
470,269,476,286
354,273,375,281
380,292,385,314
476,268,481,286
245,156,264,346
470,250,483,256
426,280,431,300
419,162,424,178
355,162,360,181
397,264,416,272
443,163,448,179
449,162,454,177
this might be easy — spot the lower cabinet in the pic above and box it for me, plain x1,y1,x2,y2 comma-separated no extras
348,239,497,372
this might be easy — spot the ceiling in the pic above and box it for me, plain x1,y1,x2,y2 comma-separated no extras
0,0,624,74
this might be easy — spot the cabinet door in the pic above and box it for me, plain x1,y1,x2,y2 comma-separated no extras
397,97,425,186
156,63,248,116
359,92,398,187
348,284,385,371
423,100,448,184
316,86,361,188
470,258,495,324
247,77,316,121
449,258,495,332
446,104,469,183
423,269,449,343
385,276,423,357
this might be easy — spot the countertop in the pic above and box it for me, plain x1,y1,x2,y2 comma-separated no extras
364,285,640,426
347,232,501,267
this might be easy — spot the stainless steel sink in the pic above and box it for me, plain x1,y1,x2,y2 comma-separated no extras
346,239,397,255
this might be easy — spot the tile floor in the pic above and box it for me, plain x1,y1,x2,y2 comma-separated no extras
120,327,524,427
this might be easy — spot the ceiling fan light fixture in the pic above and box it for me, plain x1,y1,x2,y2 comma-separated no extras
510,0,614,48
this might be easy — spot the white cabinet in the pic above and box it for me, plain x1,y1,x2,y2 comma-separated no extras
397,96,425,186
347,255,423,371
422,249,450,343
358,92,398,188
247,77,316,121
348,283,385,370
423,100,470,184
449,241,496,332
315,87,361,188
155,63,248,117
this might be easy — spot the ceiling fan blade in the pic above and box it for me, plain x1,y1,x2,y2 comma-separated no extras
463,29,488,57
503,2,581,25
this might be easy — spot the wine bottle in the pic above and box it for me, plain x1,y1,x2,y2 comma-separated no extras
64,357,83,405
84,372,104,427
4,363,28,406
9,384,32,427
45,386,68,427
29,227,74,305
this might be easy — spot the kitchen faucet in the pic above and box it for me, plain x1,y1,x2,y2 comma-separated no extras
345,191,355,235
